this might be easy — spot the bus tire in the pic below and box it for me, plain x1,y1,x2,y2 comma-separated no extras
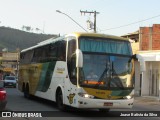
22,83,25,92
56,89,65,111
99,108,110,113
24,84,30,99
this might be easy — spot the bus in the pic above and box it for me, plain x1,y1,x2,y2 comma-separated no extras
18,32,135,112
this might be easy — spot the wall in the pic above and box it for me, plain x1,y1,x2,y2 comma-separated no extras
134,61,141,96
141,62,150,96
140,24,160,50
141,61,160,96
2,52,19,75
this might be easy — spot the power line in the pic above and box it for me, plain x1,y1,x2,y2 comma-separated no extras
101,14,160,31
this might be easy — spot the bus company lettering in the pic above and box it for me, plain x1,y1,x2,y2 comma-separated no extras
56,67,65,74
96,91,105,94
11,112,42,117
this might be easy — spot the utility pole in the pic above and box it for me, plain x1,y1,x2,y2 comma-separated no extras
80,10,99,33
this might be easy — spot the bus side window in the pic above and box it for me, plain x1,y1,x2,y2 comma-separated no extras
32,48,42,63
20,53,25,64
67,38,77,85
49,44,58,60
57,40,66,61
67,39,76,61
21,50,34,64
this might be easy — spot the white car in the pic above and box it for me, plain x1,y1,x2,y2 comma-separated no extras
3,76,17,88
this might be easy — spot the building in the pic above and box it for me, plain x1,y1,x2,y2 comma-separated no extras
122,24,160,98
121,30,139,54
1,51,19,76
0,52,4,80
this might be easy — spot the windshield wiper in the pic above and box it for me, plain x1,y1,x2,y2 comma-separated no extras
96,61,124,89
95,61,111,88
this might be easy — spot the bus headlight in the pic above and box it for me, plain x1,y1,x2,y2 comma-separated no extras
123,95,134,99
84,94,89,98
123,90,134,99
78,93,94,98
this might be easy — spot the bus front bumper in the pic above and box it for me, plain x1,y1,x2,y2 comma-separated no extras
76,97,134,109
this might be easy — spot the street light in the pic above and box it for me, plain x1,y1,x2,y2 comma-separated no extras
56,10,87,32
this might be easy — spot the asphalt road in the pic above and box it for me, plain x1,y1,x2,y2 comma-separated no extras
2,87,160,120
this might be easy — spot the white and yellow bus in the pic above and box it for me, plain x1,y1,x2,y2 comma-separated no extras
18,32,135,112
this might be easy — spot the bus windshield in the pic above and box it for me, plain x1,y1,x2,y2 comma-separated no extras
79,37,132,55
79,37,134,90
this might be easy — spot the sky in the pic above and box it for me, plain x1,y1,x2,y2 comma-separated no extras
0,0,160,36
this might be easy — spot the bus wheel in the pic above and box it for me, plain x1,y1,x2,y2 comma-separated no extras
99,108,110,113
24,84,30,99
56,90,65,111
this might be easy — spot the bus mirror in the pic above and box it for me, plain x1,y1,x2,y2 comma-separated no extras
132,54,137,60
128,54,137,63
76,49,83,67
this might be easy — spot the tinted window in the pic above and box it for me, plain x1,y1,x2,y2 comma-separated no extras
21,40,66,64
5,76,16,80
67,37,77,85
20,50,34,64
67,39,76,61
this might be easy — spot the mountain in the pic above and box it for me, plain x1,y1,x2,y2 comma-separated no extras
0,26,58,52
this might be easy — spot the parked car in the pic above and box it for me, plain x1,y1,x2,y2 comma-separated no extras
3,76,17,88
0,81,7,111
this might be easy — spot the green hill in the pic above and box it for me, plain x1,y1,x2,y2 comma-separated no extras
0,26,58,52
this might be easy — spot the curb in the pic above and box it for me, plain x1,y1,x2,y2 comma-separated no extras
135,96,160,103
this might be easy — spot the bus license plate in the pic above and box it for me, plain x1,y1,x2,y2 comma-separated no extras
104,102,113,106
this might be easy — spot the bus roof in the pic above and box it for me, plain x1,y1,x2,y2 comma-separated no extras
21,36,65,53
71,32,128,41
21,32,128,53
